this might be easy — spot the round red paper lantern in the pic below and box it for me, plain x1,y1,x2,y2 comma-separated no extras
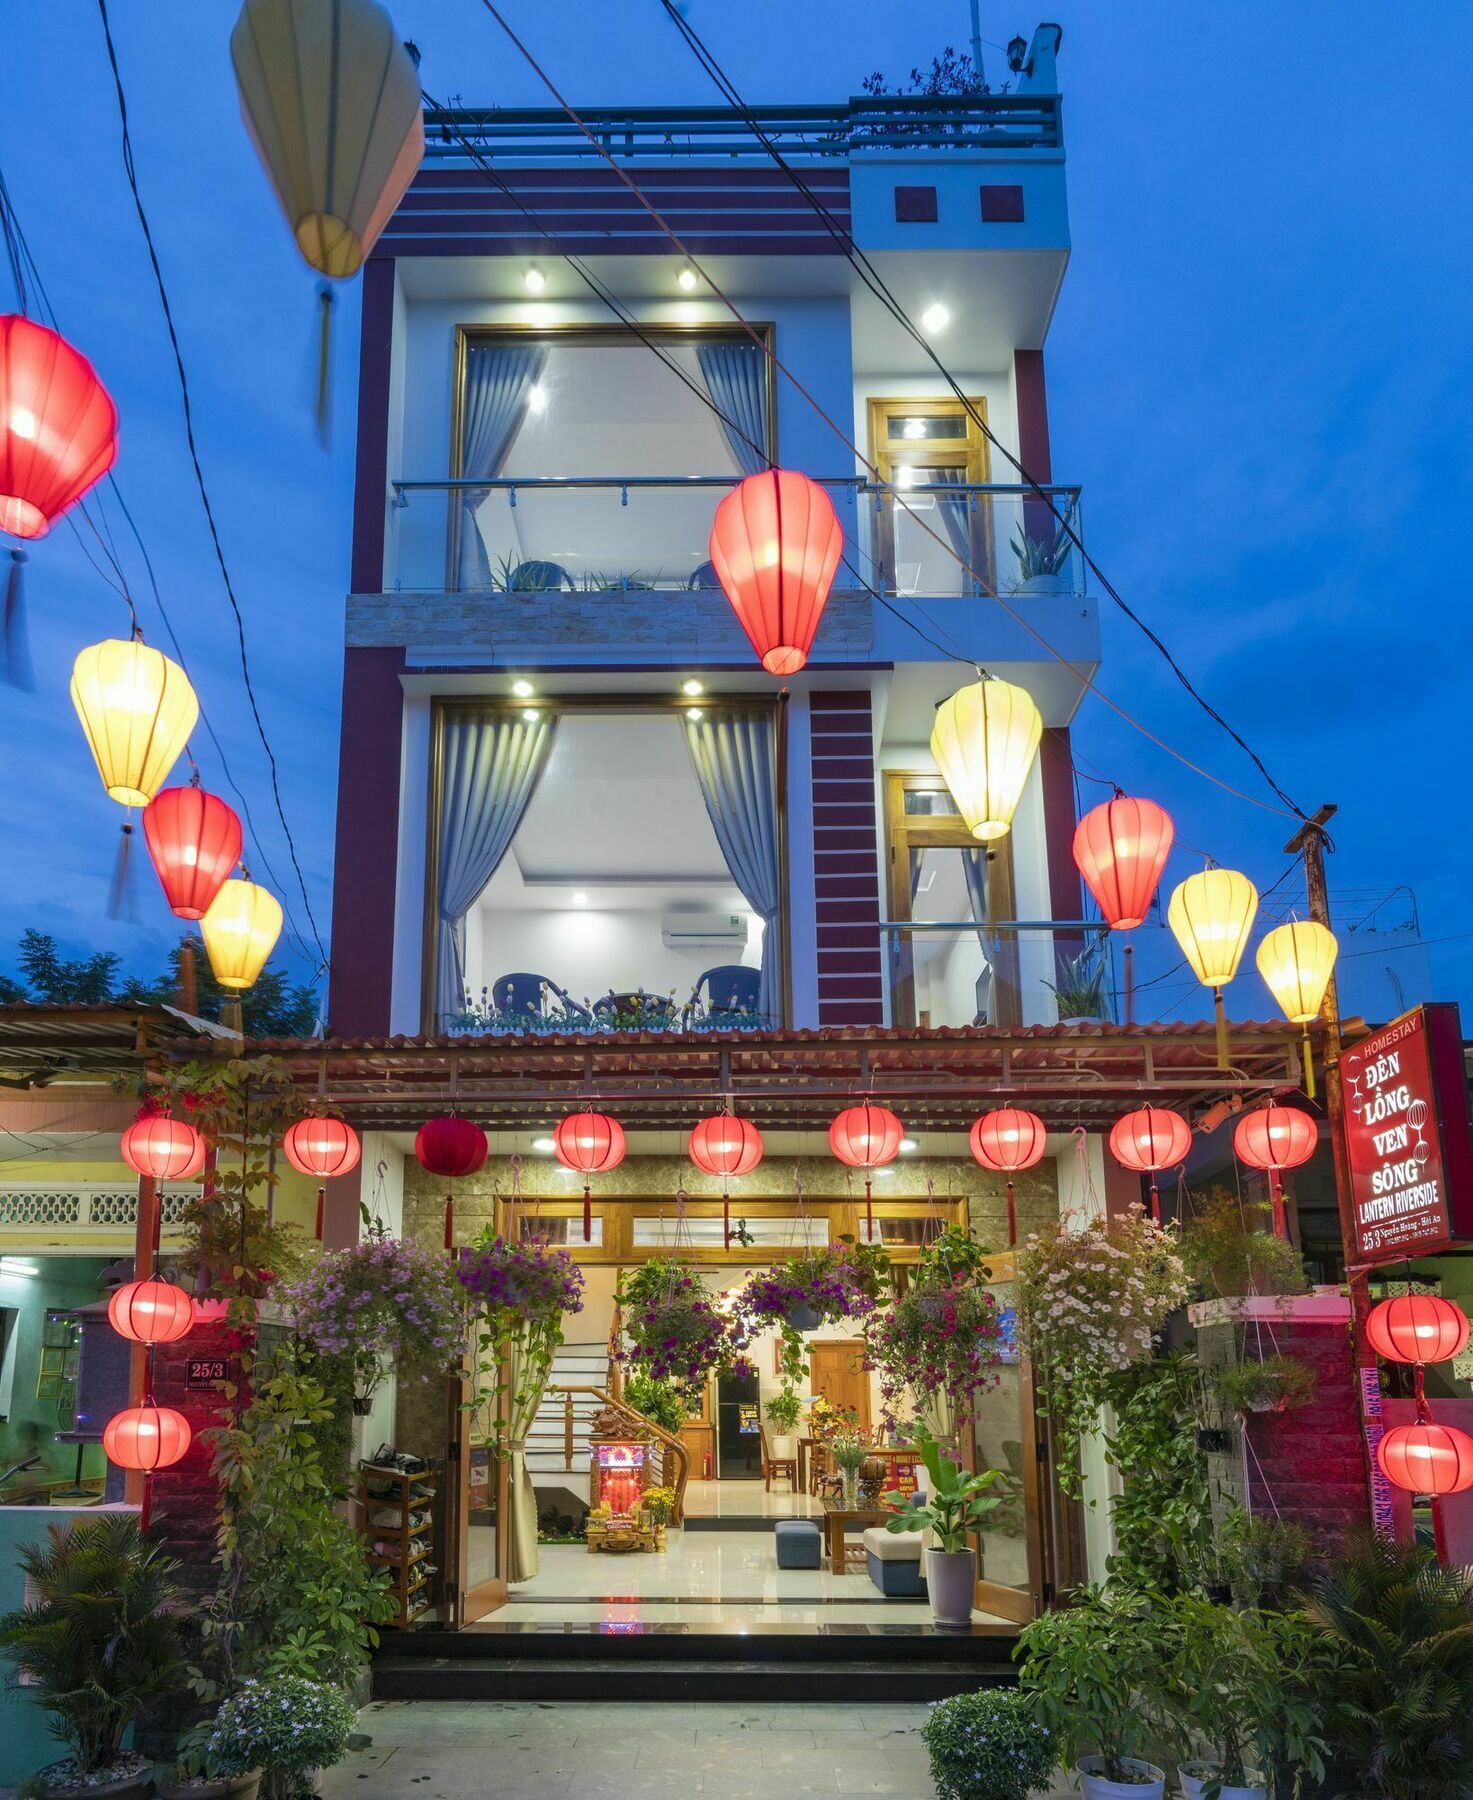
141,785,243,921
108,1279,195,1345
553,1111,627,1176
120,1113,206,1182
1109,1105,1192,1175
414,1115,488,1179
103,1403,192,1472
1234,1104,1318,1178
708,468,844,676
1377,1420,1473,1496
969,1108,1047,1174
283,1116,362,1181
0,315,118,539
829,1102,904,1171
1072,795,1175,931
1366,1295,1471,1367
688,1115,764,1179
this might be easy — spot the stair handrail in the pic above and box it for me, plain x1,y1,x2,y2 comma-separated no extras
554,1383,691,1526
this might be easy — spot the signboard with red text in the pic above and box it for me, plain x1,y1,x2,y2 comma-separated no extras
1340,1003,1473,1262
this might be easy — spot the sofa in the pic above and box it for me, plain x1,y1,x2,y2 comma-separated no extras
863,1493,929,1597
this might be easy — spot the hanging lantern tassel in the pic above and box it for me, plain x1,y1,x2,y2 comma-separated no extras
723,1185,731,1252
1149,1177,1162,1225
583,1182,592,1244
1006,1178,1017,1249
313,282,334,444
443,1191,453,1253
1123,941,1134,1029
865,1175,874,1241
107,819,139,922
314,1186,325,1242
2,548,31,690
1268,1168,1287,1241
1302,1024,1317,1101
1214,987,1230,1071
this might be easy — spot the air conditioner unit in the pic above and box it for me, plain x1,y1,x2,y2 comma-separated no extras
660,911,746,949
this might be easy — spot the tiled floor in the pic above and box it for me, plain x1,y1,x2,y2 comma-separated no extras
325,1700,1081,1796
682,1479,821,1518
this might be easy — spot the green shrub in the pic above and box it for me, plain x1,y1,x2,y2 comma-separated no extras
1179,1186,1309,1298
1210,1353,1317,1416
1218,1506,1310,1607
764,1386,802,1433
921,1689,1056,1800
206,1676,356,1800
622,1374,689,1437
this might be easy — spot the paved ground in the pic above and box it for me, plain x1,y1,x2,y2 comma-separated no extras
323,1700,1081,1797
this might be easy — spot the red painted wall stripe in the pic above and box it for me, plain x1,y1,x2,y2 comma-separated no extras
810,691,884,1026
350,261,395,594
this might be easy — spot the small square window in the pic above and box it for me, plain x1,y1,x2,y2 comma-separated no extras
980,184,1026,223
894,185,939,223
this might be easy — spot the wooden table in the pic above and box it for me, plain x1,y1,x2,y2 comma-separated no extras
801,1439,919,1497
820,1506,892,1571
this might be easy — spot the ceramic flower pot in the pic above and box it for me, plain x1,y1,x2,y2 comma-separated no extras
770,1433,795,1459
1179,1764,1266,1800
157,1773,264,1800
1075,1758,1166,1799
924,1547,976,1626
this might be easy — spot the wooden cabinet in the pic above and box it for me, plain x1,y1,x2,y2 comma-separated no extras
358,1461,437,1629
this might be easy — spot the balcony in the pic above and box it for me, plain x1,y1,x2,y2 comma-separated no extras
883,920,1112,1031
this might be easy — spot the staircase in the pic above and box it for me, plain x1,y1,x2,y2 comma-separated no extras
525,1342,611,1501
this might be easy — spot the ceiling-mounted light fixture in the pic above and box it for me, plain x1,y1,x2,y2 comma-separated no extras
920,302,951,334
681,679,704,697
677,266,698,292
523,265,546,293
512,679,534,698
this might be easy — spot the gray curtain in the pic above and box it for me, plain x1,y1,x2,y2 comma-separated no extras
683,710,782,1024
457,343,547,589
696,341,769,476
961,849,995,1025
436,713,556,1026
929,467,975,592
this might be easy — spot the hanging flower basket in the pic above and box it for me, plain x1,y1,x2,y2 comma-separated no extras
278,1229,465,1406
455,1235,586,1331
617,1259,744,1390
737,1242,885,1333
865,1279,1004,1428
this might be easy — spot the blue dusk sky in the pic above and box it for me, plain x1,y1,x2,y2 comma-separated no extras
1,1,1469,1024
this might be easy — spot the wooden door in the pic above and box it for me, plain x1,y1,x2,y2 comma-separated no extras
808,1340,871,1433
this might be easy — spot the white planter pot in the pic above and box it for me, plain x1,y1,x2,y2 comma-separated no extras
924,1547,976,1626
1180,1765,1267,1800
770,1433,795,1459
1075,1758,1166,1800
1015,572,1069,596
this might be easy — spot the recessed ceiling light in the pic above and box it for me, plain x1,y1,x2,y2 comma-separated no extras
687,707,704,722
521,708,539,723
511,679,535,698
523,265,546,293
681,679,704,697
526,382,547,414
571,892,588,907
920,302,950,333
677,266,698,292
532,1136,555,1154
899,1138,919,1154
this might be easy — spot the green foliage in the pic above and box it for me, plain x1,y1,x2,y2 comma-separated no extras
1304,1534,1473,1799
884,1429,1003,1553
196,1348,393,1698
1044,941,1109,1017
0,928,317,1036
1009,528,1073,579
622,1374,689,1437
921,1688,1056,1800
0,1515,185,1776
763,1385,803,1433
1017,1584,1175,1783
1179,1186,1309,1299
1209,1353,1317,1417
1217,1506,1310,1608
1101,1352,1216,1594
205,1675,356,1800
916,1222,994,1286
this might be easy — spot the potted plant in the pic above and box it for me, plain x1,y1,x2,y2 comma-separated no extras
829,1424,870,1508
0,1515,185,1800
921,1688,1056,1800
280,1224,466,1411
1179,1188,1309,1300
1017,1584,1175,1798
1303,1534,1473,1800
866,1275,1003,1433
157,1726,262,1800
884,1430,1001,1627
1008,527,1072,595
1217,1506,1309,1608
200,1677,356,1800
1209,1354,1317,1416
616,1260,738,1388
638,1485,677,1549
622,1373,690,1438
1045,941,1111,1024
764,1385,802,1459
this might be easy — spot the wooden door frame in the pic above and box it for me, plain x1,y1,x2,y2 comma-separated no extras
866,395,993,595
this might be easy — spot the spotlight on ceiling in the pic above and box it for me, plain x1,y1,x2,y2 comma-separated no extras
511,679,535,698
532,1136,556,1154
571,892,589,907
677,265,699,292
920,302,951,334
899,1138,919,1154
681,679,704,697
687,707,704,722
521,708,539,724
526,383,547,414
523,265,546,293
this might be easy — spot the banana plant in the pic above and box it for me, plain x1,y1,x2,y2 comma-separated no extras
884,1428,1003,1552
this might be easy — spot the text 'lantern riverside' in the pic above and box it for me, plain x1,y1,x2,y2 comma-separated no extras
708,469,843,676
930,677,1042,842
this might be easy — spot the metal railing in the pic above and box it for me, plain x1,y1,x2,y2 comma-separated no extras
422,96,1063,163
385,475,1084,601
881,919,1110,1031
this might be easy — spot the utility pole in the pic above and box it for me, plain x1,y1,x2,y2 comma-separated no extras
969,0,985,86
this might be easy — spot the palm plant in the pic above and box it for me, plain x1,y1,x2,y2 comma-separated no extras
1305,1534,1473,1799
0,1515,185,1777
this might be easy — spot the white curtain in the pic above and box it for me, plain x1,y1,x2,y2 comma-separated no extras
457,342,546,589
695,340,769,476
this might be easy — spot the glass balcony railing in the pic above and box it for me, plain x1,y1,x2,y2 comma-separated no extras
882,920,1112,1031
383,477,1085,601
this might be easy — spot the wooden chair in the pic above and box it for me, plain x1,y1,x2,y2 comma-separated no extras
807,1440,830,1497
760,1422,797,1492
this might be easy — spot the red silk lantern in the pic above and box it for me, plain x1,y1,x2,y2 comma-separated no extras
120,1113,206,1183
829,1102,904,1238
1109,1105,1191,1221
1366,1295,1470,1367
283,1117,361,1180
555,1111,626,1243
689,1114,764,1249
968,1108,1047,1247
1071,796,1174,931
107,1279,194,1345
415,1115,489,1253
1233,1104,1318,1237
708,468,843,676
141,785,242,920
0,315,118,539
103,1402,191,1472
1377,1419,1473,1497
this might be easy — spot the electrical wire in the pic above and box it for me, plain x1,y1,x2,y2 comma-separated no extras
653,0,1311,823
95,0,330,974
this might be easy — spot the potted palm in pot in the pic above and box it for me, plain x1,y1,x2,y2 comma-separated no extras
883,1429,1001,1627
0,1515,185,1800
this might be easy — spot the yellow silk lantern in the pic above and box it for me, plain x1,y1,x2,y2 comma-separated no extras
930,677,1043,842
231,0,425,280
1256,919,1338,1098
1167,867,1258,1068
70,639,199,807
201,879,283,990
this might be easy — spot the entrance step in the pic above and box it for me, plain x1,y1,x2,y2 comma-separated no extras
682,1513,804,1533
